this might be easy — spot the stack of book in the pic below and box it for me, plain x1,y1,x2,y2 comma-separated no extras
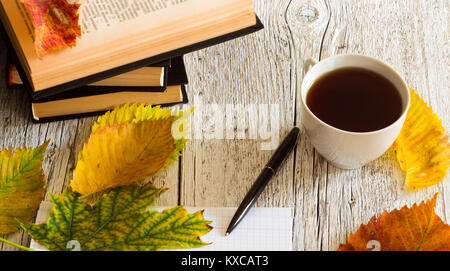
0,0,263,122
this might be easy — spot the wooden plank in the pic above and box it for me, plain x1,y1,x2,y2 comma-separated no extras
0,0,448,251
0,87,81,250
181,0,296,208
293,0,450,251
283,0,331,251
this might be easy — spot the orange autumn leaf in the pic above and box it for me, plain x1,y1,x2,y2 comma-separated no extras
339,193,450,251
21,0,82,58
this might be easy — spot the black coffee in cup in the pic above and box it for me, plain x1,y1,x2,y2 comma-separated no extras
306,67,403,132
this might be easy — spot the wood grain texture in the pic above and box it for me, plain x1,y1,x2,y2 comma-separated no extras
181,0,296,209
0,0,448,251
310,0,450,251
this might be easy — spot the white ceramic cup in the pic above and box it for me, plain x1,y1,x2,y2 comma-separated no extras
300,55,410,169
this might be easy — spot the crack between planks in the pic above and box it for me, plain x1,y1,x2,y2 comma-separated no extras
315,0,331,250
319,0,332,61
192,154,196,206
60,119,81,195
283,0,299,249
439,185,448,223
285,0,333,250
321,163,329,250
24,121,50,248
177,155,183,206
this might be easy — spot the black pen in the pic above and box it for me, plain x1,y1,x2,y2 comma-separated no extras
226,127,300,236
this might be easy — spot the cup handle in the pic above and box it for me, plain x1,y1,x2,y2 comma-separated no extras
303,58,318,75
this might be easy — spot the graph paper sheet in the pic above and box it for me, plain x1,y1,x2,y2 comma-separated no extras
173,207,293,251
30,204,293,251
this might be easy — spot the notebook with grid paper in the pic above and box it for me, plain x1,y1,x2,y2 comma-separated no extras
171,207,293,251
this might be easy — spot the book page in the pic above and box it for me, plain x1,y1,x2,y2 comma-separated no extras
6,1,193,37
11,0,34,41
81,0,190,35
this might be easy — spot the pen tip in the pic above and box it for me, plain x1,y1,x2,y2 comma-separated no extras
225,232,230,237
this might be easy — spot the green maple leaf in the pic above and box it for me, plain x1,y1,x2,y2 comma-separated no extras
21,184,212,251
0,141,49,234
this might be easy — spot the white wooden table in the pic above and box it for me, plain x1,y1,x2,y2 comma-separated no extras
0,0,448,251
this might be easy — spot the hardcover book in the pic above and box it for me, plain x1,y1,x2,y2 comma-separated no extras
8,56,190,122
8,58,172,92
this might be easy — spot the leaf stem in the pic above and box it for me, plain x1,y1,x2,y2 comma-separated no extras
0,237,35,251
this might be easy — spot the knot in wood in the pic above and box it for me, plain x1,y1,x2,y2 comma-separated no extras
298,5,319,23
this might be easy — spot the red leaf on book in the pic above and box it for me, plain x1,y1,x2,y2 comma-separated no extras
8,65,13,86
21,0,82,58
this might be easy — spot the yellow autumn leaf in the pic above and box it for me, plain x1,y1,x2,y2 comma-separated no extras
0,141,48,234
71,104,193,195
91,103,175,133
393,89,450,190
92,103,194,169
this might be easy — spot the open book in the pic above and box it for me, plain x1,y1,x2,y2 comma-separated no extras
0,0,259,98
